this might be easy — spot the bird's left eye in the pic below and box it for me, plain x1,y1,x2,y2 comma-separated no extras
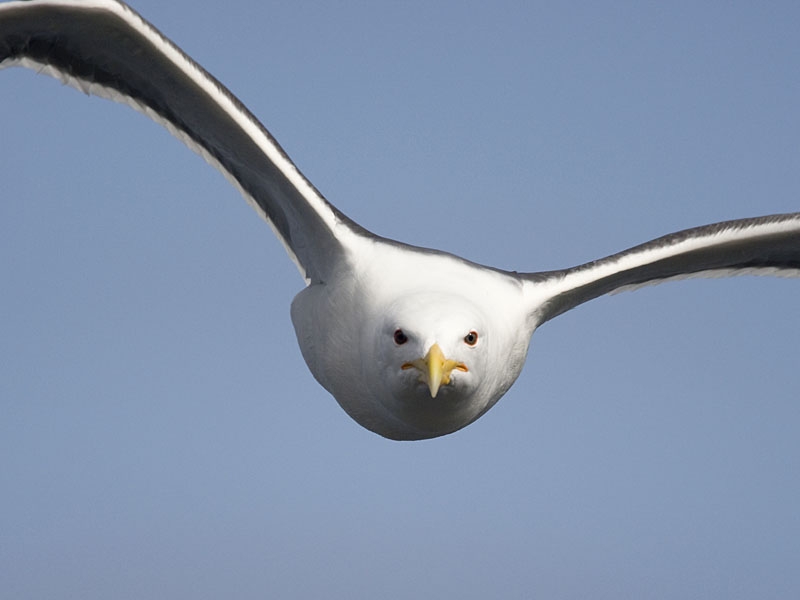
464,331,479,346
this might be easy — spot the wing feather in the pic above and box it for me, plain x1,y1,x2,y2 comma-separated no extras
0,0,368,283
526,213,800,324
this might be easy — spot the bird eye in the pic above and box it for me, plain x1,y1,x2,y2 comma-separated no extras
393,329,408,345
464,331,479,346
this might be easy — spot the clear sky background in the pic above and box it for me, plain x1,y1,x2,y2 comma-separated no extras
1,1,799,598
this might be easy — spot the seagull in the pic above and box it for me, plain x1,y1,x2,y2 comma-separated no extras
1,0,798,440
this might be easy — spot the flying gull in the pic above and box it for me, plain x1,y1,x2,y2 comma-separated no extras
1,0,798,440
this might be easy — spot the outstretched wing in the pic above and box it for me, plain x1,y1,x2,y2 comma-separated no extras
0,0,367,284
526,213,800,324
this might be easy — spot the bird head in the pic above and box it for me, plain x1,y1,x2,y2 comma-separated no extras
367,293,501,439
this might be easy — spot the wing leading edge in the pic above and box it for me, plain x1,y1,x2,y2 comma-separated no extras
0,0,367,284
527,213,800,324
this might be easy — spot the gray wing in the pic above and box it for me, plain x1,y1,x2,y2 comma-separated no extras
526,213,800,324
0,0,368,284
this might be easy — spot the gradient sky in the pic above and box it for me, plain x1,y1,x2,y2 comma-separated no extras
2,1,799,598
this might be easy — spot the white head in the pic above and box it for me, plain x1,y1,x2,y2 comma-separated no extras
362,289,529,440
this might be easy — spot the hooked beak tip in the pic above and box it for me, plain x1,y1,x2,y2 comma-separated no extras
401,343,466,398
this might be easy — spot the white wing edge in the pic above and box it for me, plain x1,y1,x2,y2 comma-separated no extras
0,0,347,284
524,215,800,324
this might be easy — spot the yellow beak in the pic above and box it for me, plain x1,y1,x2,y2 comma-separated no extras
402,343,468,398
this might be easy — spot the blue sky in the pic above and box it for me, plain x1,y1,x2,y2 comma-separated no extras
1,1,799,597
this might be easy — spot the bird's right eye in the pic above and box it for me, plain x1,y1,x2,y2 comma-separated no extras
393,329,408,345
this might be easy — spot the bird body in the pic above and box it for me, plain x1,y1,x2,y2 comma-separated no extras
1,0,798,439
291,240,534,439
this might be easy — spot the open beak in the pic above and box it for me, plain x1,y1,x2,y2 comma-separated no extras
401,343,468,398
